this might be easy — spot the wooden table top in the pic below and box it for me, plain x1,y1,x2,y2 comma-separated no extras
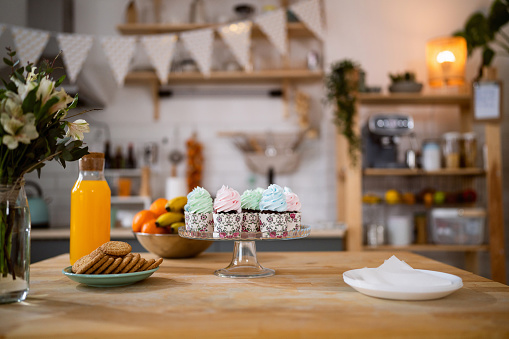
1,251,508,338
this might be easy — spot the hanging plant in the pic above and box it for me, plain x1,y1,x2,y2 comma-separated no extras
325,60,361,165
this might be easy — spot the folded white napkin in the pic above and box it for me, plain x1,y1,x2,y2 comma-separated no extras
357,256,452,287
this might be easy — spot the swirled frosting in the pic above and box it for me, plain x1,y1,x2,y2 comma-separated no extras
259,184,287,212
184,187,213,213
241,189,262,210
213,185,241,213
284,187,302,212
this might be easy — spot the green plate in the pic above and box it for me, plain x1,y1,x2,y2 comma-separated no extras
62,266,159,287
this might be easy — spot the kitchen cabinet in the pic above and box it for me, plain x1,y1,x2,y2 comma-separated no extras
117,3,324,120
336,92,506,283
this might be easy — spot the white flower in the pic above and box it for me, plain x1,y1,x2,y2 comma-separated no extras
0,92,23,118
36,78,55,104
16,80,36,101
0,112,39,150
48,87,73,116
65,119,90,141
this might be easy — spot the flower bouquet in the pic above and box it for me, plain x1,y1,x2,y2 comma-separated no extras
0,48,90,303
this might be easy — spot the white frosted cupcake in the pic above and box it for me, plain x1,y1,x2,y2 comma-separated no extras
259,184,288,238
284,187,302,231
184,187,213,233
213,185,242,238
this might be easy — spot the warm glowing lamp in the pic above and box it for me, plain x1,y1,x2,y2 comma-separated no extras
426,36,467,88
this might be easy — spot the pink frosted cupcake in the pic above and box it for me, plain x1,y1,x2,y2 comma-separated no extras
284,187,302,231
213,185,242,238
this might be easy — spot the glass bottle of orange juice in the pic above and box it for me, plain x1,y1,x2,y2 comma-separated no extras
70,152,111,265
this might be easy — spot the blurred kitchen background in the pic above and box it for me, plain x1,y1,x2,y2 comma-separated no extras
0,0,508,281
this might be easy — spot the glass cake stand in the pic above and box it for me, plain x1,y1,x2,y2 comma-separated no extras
178,226,310,278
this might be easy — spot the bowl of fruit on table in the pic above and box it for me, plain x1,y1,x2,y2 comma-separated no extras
132,196,212,258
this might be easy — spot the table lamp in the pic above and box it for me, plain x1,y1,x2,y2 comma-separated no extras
426,36,467,88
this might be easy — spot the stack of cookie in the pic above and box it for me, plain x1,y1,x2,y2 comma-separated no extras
72,241,163,274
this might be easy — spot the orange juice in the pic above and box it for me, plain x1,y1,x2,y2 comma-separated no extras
70,153,111,265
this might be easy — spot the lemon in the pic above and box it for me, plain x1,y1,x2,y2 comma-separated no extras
385,190,400,204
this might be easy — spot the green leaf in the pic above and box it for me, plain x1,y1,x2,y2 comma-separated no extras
68,94,79,110
3,58,13,66
465,12,493,48
21,88,37,114
488,0,509,32
482,47,496,66
38,96,60,118
55,75,66,88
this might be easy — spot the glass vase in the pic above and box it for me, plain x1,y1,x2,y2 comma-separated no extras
0,179,30,304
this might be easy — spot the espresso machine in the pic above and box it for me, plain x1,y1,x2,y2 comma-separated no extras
362,114,414,168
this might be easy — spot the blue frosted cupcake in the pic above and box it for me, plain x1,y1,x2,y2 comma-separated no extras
259,184,288,238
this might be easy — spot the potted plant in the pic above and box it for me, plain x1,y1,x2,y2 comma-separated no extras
325,60,361,165
454,0,509,78
388,71,423,93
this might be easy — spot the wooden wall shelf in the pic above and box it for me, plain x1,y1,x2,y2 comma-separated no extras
117,22,314,38
125,69,324,83
358,92,472,105
363,168,485,176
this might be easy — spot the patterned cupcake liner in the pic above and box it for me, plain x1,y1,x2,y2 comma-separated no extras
259,213,288,238
185,212,213,234
287,212,302,231
213,213,243,238
242,212,260,232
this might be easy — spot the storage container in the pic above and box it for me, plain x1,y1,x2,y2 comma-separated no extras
430,208,486,245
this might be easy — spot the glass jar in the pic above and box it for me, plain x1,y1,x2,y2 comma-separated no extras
421,139,441,171
442,132,461,169
0,179,30,303
70,153,111,265
461,132,477,168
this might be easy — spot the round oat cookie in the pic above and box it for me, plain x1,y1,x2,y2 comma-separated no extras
147,258,163,271
103,257,123,274
75,251,105,274
111,253,133,274
121,253,141,273
100,241,132,257
129,257,146,273
72,255,90,273
94,256,115,274
139,259,155,272
85,255,109,274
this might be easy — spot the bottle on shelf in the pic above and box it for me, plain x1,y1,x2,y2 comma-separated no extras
113,146,125,169
70,153,111,265
104,141,112,169
126,143,137,169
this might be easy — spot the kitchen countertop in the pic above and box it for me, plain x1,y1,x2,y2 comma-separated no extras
1,251,508,338
31,227,346,240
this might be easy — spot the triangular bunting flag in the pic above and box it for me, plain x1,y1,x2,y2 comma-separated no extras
57,33,93,84
290,0,325,40
141,34,177,84
11,26,50,65
180,28,214,76
217,21,252,71
255,9,288,56
100,36,137,86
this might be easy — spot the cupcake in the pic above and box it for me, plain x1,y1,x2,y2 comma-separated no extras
240,189,263,232
259,184,288,238
213,185,242,238
184,187,213,233
284,187,302,231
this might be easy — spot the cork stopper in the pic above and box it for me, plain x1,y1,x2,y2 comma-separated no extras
79,152,105,171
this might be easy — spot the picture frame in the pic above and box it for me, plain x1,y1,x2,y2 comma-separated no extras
473,81,503,122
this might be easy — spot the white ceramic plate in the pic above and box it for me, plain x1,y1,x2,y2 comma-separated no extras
343,268,463,301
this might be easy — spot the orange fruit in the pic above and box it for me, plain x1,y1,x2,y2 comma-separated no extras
141,219,169,234
150,198,168,217
132,210,157,232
